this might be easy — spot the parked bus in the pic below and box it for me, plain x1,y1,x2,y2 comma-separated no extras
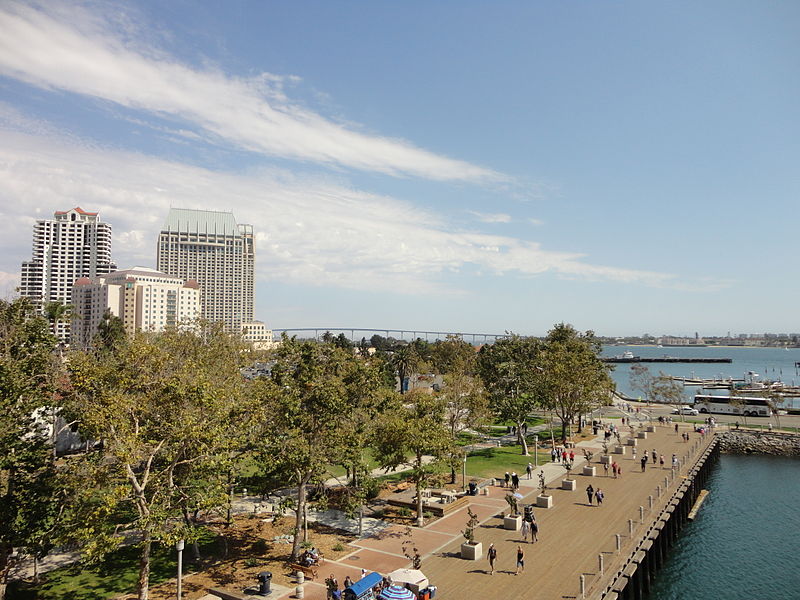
692,394,771,417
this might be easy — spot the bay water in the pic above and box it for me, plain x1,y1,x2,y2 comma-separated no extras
647,454,800,599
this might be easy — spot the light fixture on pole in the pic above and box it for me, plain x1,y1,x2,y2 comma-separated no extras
176,539,185,600
462,453,467,491
534,434,538,467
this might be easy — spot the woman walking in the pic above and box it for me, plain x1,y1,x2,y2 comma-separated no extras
595,488,604,506
487,543,497,575
586,484,594,505
515,546,525,575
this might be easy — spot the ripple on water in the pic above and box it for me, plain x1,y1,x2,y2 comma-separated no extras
647,454,800,600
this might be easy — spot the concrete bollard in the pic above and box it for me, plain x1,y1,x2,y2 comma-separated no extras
629,519,634,535
648,495,653,509
580,574,586,599
640,505,645,523
616,533,621,553
296,571,305,584
657,485,661,497
599,554,604,574
295,585,305,598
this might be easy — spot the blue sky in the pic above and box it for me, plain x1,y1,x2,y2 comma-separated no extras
0,1,798,336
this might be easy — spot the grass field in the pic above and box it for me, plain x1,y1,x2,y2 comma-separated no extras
464,445,551,480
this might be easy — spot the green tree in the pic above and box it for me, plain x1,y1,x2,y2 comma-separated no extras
0,299,62,600
430,335,476,375
539,324,614,441
390,344,420,394
65,324,250,600
629,364,655,404
651,372,686,420
477,335,544,455
94,309,127,351
374,389,454,526
43,301,71,338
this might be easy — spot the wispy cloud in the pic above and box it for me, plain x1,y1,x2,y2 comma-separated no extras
0,1,501,183
528,217,544,226
0,126,713,296
469,211,512,224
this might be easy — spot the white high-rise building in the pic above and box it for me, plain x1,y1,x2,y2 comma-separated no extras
157,209,270,340
71,267,201,348
20,207,116,340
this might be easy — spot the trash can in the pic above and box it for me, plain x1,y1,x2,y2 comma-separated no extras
257,571,272,595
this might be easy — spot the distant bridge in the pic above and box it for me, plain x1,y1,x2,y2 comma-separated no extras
271,327,510,344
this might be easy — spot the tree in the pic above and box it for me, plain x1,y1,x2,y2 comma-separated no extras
539,324,614,441
0,299,62,600
65,324,251,600
430,335,476,375
374,389,454,526
43,300,71,335
477,335,544,455
390,344,420,395
94,309,127,351
255,338,381,561
629,364,655,404
650,372,686,420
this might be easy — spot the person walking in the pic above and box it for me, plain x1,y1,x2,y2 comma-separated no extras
520,519,531,543
569,450,575,463
487,543,497,575
586,484,595,505
675,422,679,434
515,546,525,575
660,454,665,469
595,488,604,506
512,472,519,490
672,454,678,469
504,472,510,488
551,447,557,462
325,574,339,600
530,517,539,542
603,460,609,477
612,461,618,478
652,449,658,463
641,455,647,472
526,462,533,480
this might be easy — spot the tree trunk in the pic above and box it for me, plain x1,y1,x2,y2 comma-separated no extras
291,480,307,561
138,531,152,600
517,421,529,455
415,453,425,527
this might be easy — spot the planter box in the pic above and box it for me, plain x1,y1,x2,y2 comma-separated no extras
637,432,648,439
600,454,612,464
626,438,637,447
613,446,626,455
562,479,577,491
582,466,596,477
536,494,553,508
503,515,522,530
461,541,482,560
646,425,656,433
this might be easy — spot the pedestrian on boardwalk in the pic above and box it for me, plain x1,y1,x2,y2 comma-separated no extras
515,546,525,575
675,422,679,434
551,448,557,462
603,461,609,477
527,462,533,479
504,472,510,488
570,450,575,463
325,575,339,600
586,484,595,505
512,472,519,490
618,464,623,477
487,543,497,575
672,454,678,469
344,576,354,589
595,488,604,506
640,456,647,472
652,449,657,463
556,447,562,461
612,461,618,478
520,519,530,543
660,455,665,469
530,518,539,542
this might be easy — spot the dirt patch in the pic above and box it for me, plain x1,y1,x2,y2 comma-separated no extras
121,515,356,600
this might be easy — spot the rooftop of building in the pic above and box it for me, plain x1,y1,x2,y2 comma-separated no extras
54,207,99,217
161,208,248,237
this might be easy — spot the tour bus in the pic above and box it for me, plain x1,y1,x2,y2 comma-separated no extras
692,394,771,417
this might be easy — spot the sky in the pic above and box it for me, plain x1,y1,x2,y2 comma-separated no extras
0,0,798,337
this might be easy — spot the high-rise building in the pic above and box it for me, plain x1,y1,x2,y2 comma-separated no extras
71,267,201,348
157,209,267,337
20,207,116,340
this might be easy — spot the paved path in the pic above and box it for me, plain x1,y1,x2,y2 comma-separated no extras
281,423,715,600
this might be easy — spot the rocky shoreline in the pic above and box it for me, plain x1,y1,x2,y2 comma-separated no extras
717,430,800,456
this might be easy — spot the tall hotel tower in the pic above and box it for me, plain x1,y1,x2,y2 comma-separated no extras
157,208,256,334
20,207,117,340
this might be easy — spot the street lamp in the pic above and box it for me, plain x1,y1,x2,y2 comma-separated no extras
176,540,185,600
534,434,539,467
462,453,467,491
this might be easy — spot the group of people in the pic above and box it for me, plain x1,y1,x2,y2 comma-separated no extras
325,569,381,600
487,543,527,576
551,447,575,464
503,471,521,490
585,484,605,506
300,547,321,567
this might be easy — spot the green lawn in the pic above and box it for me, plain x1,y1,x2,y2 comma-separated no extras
464,445,551,480
9,530,221,600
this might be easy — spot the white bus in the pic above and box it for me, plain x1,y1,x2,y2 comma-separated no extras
693,394,771,417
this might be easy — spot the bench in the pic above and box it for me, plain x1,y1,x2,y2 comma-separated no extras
289,563,318,580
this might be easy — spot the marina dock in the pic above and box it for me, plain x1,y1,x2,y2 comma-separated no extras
603,356,731,363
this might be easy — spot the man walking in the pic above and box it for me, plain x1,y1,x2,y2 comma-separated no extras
586,484,594,505
526,462,533,480
641,455,647,472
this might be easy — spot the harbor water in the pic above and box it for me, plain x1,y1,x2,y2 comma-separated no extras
603,345,800,409
647,454,800,599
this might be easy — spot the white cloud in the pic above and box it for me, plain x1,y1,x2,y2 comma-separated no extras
0,1,500,183
528,217,544,226
469,211,512,224
0,127,705,296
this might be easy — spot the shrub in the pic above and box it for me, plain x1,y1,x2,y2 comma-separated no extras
332,542,345,552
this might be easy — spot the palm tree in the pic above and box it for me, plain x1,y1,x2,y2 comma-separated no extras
390,345,418,395
43,301,72,337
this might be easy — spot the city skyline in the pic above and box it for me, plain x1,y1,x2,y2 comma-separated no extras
1,1,798,336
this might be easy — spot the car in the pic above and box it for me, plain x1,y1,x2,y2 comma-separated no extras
672,406,699,416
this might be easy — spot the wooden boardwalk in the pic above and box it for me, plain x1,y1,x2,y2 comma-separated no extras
280,424,715,600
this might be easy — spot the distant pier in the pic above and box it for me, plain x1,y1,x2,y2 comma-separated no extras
603,356,732,364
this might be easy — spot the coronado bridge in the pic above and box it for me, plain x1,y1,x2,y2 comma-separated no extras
271,327,511,344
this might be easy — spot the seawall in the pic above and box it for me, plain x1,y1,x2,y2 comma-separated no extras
599,437,720,600
717,430,800,456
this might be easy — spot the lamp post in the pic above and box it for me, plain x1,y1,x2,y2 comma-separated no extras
462,454,467,491
534,434,538,467
176,539,185,600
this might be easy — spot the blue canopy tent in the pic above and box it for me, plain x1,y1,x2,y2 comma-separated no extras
343,572,383,600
